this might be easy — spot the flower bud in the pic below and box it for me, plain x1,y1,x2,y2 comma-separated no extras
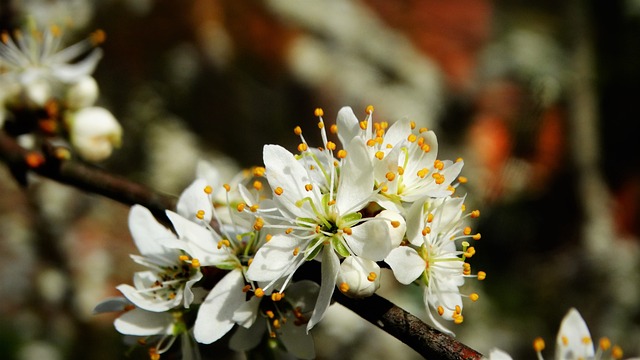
66,106,122,162
336,257,380,298
66,76,99,109
24,77,52,107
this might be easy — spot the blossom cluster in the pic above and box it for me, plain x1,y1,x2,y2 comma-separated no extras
0,23,122,162
95,106,484,359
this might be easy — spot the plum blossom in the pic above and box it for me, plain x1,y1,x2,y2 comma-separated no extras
384,196,482,335
245,108,405,331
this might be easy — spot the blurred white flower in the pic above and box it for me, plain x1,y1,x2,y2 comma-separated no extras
65,106,122,161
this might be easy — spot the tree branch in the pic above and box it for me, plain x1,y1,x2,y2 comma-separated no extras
0,129,483,360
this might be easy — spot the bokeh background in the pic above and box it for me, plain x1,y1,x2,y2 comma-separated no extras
1,0,639,359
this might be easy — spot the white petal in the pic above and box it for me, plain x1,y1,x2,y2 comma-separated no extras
177,179,212,224
128,205,176,259
245,235,301,282
555,308,594,359
228,319,266,352
183,271,204,308
114,308,173,336
306,247,340,331
165,210,226,266
280,320,316,359
382,119,412,147
377,210,406,247
116,283,181,312
336,137,374,215
93,297,130,314
487,348,514,360
263,144,317,218
385,247,424,285
194,269,246,344
344,219,391,261
232,296,260,328
336,106,360,147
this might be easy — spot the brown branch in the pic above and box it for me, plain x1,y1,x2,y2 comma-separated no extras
0,129,483,359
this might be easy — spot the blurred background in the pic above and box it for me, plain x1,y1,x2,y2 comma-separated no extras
1,0,639,359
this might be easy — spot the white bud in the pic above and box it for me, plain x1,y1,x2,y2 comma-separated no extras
66,76,99,109
336,257,380,298
67,107,122,162
24,78,52,107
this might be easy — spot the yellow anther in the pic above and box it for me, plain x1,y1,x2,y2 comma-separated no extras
0,32,8,44
223,183,231,192
272,319,281,329
463,227,472,235
339,282,350,293
149,348,160,360
463,263,471,271
376,129,385,137
582,336,592,345
342,227,353,235
254,288,265,298
390,220,401,228
470,293,479,302
265,234,273,242
25,152,45,168
237,203,246,212
204,185,213,194
374,123,380,131
326,141,336,151
410,121,416,129
435,175,445,185
247,258,253,266
367,272,377,282
471,210,480,218
298,143,308,152
365,105,374,114
477,271,486,280
407,134,417,142
434,160,444,170
253,218,264,231
419,127,428,133
417,168,429,178
217,239,231,249
398,166,405,175
293,247,300,256
90,29,106,45
533,337,546,352
375,151,384,160
274,187,284,195
386,172,396,181
386,144,393,148
250,204,260,212
454,314,464,324
422,227,431,236
196,210,205,220
427,213,434,222
417,137,425,147
421,144,431,152
328,199,336,206
266,310,275,318
380,185,388,193
381,121,389,129
458,176,468,184
285,228,293,234
456,157,464,163
253,180,263,191
447,185,456,193
464,247,476,258
242,285,252,293
330,124,338,134
253,167,266,177
612,345,623,359
269,331,276,338
455,305,461,314
599,337,611,351
437,306,445,316
359,121,368,130
179,255,189,261
294,126,302,135
305,184,313,191
271,292,283,302
315,225,321,233
334,160,339,167
309,165,315,170
461,204,467,211
314,108,324,117
366,139,377,147
317,121,324,129
473,233,481,240
337,150,347,159
191,259,200,268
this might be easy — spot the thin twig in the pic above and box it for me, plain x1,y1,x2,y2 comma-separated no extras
0,129,483,359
